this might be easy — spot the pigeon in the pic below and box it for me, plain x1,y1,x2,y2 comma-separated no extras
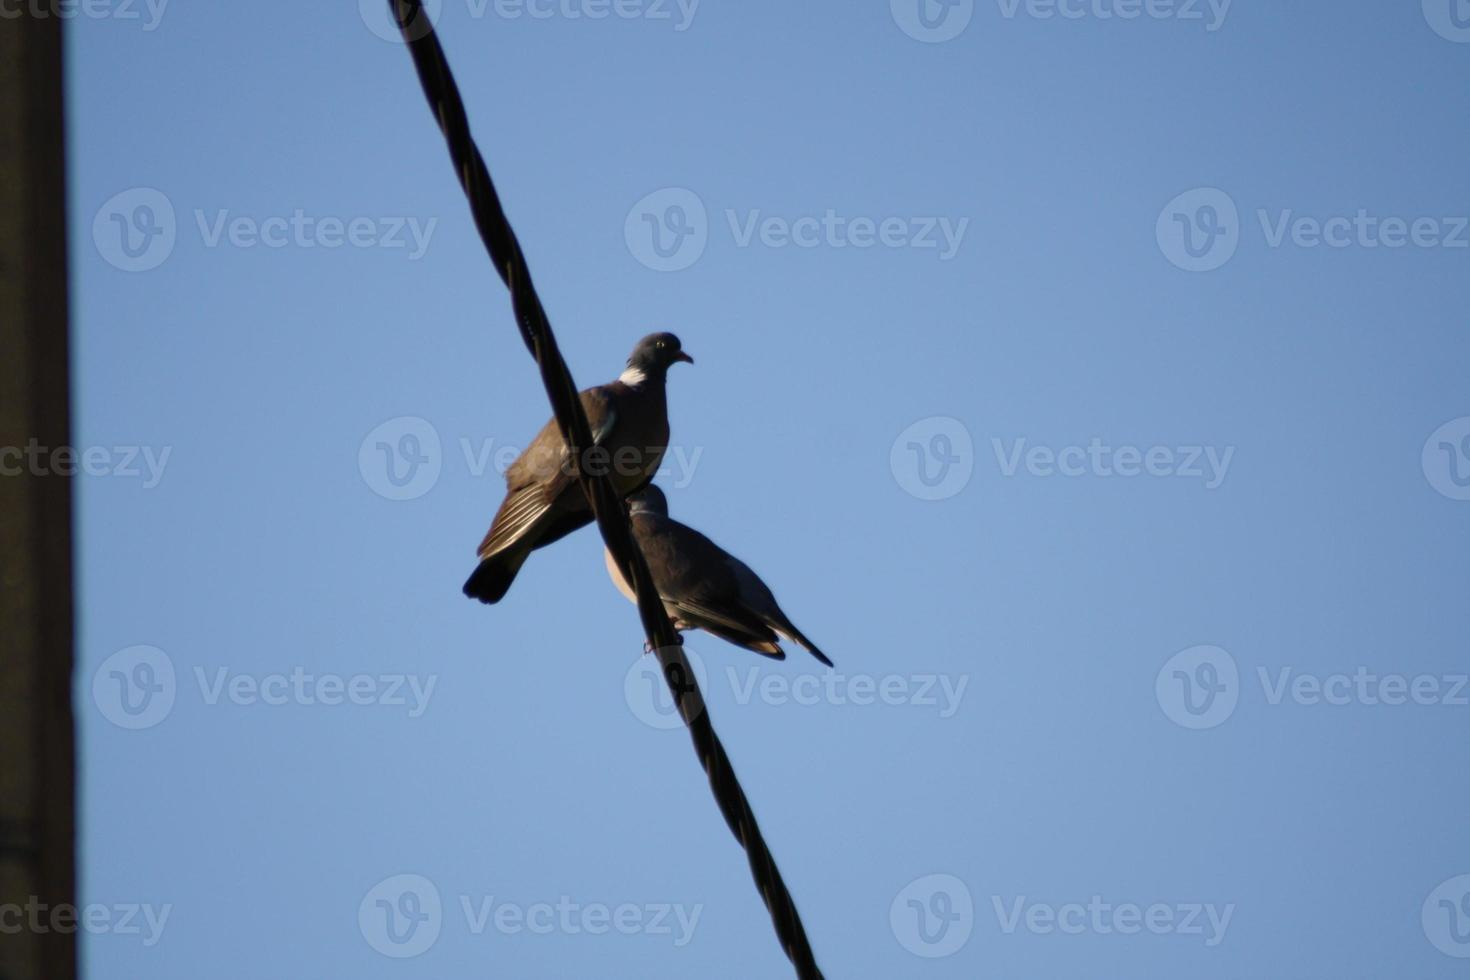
604,485,833,666
464,332,693,604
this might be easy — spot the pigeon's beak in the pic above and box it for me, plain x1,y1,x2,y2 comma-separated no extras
674,351,694,365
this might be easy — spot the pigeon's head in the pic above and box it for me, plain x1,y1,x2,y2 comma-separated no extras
626,484,670,517
623,332,693,385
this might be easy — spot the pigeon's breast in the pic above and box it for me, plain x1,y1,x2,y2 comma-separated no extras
608,387,670,494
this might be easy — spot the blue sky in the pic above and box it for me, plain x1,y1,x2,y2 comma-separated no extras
68,1,1470,977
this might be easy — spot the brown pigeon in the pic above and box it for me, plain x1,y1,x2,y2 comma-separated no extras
464,333,692,603
604,484,833,666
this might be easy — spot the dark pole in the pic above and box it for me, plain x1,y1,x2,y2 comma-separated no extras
0,8,78,980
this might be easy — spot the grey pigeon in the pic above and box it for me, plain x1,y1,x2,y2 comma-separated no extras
464,333,692,603
604,485,833,666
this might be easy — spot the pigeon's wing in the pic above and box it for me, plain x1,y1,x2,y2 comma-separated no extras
476,386,618,560
633,514,784,654
605,539,779,651
726,553,834,667
666,595,781,649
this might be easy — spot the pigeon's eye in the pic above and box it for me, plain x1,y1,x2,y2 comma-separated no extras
656,340,667,349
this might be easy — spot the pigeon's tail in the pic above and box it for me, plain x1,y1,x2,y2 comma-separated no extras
776,621,833,668
462,547,530,604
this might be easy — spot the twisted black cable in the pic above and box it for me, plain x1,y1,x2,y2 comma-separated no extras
386,4,824,976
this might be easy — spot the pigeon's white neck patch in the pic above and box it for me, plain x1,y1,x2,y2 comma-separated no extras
618,365,647,387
